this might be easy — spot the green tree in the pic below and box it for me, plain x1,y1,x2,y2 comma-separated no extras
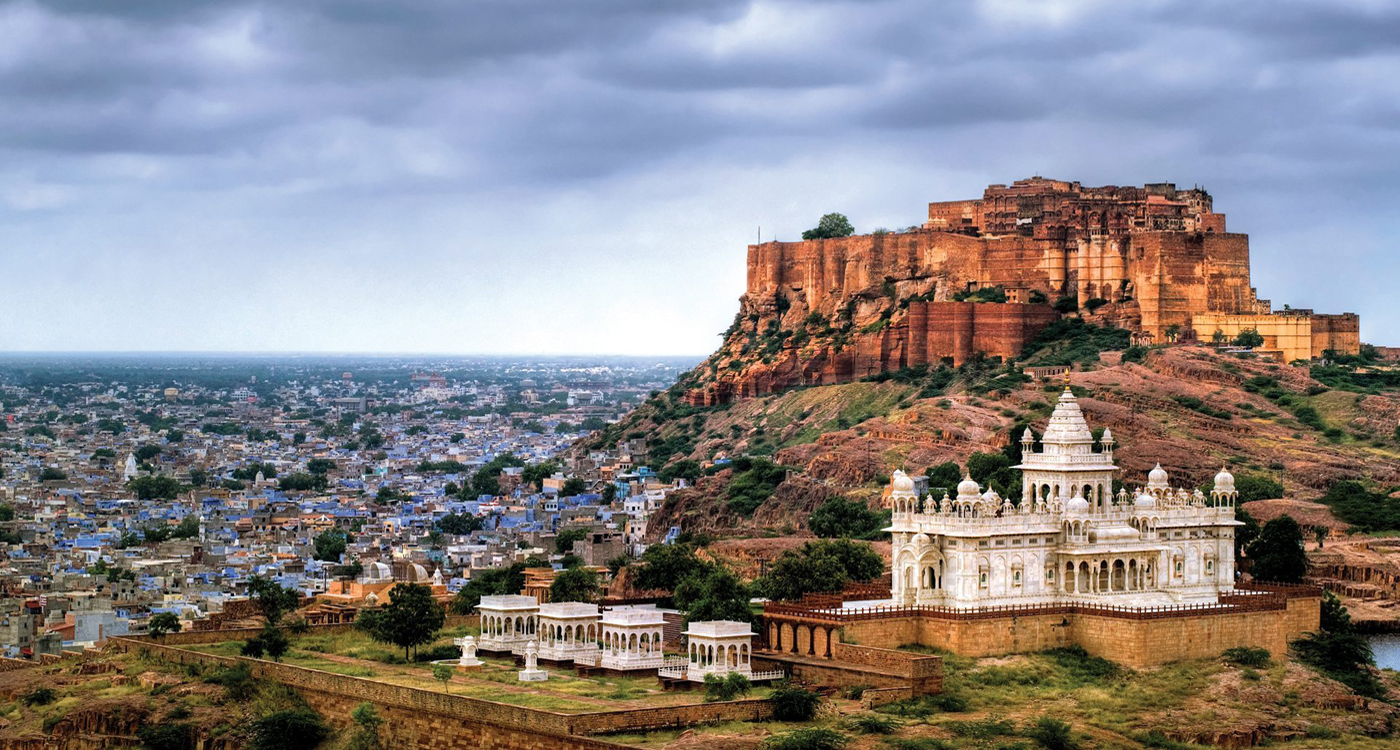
1249,515,1308,583
307,458,335,475
248,708,329,750
660,459,703,483
135,444,163,463
128,475,181,500
632,543,705,592
521,460,561,488
279,472,327,492
703,672,752,702
471,467,500,496
433,663,454,693
761,539,883,601
925,461,963,500
808,496,888,540
1234,474,1284,504
451,564,525,614
437,513,481,536
137,722,196,750
246,575,301,624
39,467,66,481
1233,328,1265,348
1235,506,1261,560
675,566,751,625
187,467,207,487
801,213,855,240
548,566,600,603
346,703,384,750
359,583,444,660
313,528,347,562
1320,590,1352,633
555,527,588,554
147,612,182,639
559,477,587,497
769,684,823,721
0,505,14,522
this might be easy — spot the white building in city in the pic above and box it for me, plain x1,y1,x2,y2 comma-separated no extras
598,606,667,672
535,602,601,664
887,388,1240,609
477,595,539,654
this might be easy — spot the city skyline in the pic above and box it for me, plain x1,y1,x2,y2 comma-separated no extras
4,0,1398,355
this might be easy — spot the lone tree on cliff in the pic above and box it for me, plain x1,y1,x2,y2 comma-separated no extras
802,213,855,240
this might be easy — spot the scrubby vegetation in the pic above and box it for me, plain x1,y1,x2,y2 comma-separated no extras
724,456,791,515
1317,478,1400,533
758,539,883,601
1020,319,1131,366
808,496,889,540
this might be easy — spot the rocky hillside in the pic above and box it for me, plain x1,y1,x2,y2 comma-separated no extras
584,341,1400,540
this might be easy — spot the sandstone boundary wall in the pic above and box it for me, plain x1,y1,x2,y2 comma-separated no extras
111,637,775,748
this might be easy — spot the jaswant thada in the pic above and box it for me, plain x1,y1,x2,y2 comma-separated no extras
760,388,1322,669
887,387,1239,608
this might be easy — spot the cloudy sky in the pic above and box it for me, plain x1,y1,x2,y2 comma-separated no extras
2,0,1397,355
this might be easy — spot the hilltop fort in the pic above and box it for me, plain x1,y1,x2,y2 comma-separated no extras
688,177,1360,405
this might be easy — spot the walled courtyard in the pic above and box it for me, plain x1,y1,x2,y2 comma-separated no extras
183,623,772,713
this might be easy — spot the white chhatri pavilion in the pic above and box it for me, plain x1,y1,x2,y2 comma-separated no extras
598,606,667,672
887,387,1241,609
477,595,539,654
536,602,601,664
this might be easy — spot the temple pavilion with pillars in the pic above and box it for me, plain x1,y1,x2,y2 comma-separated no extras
886,387,1241,609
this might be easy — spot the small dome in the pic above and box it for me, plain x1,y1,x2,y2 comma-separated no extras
1097,524,1139,542
1100,427,1114,444
1146,463,1170,490
957,476,981,499
891,470,915,493
1134,493,1157,509
1021,427,1035,444
1066,490,1090,514
1213,466,1235,494
912,532,931,545
981,488,1000,503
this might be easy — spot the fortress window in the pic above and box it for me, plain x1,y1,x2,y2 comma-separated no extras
979,570,989,588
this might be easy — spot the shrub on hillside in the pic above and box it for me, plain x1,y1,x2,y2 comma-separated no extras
248,708,330,750
760,728,848,750
768,684,822,721
1222,646,1272,668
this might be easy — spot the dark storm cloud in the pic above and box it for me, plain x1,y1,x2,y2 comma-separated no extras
3,0,1399,352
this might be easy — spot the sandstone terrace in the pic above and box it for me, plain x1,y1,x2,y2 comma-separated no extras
179,623,762,714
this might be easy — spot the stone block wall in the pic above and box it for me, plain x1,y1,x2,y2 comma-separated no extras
1311,313,1361,357
112,635,778,748
833,595,1321,669
917,301,1058,366
1192,312,1314,362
